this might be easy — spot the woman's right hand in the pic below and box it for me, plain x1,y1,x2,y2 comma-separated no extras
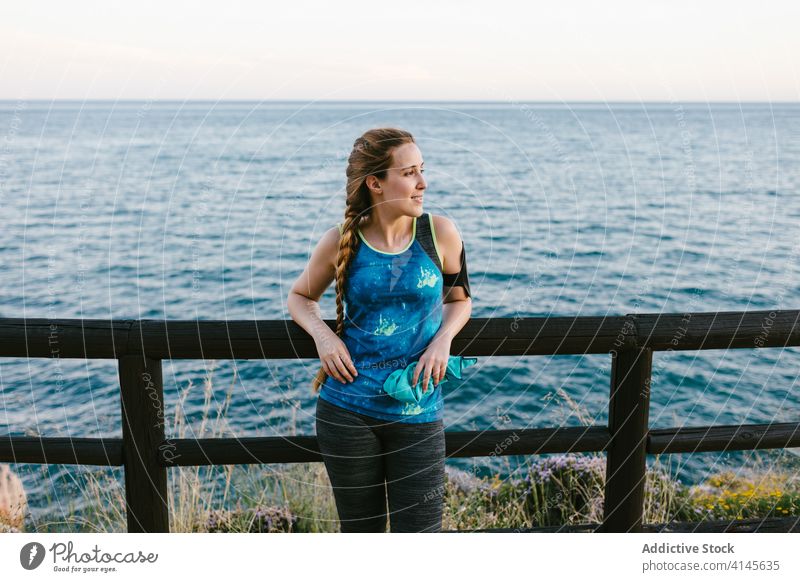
314,331,359,384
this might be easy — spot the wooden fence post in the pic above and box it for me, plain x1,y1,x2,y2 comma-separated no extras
600,347,652,532
118,355,169,532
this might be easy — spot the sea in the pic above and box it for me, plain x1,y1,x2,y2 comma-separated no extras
1,100,799,521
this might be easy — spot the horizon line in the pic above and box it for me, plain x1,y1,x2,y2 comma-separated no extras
1,98,799,105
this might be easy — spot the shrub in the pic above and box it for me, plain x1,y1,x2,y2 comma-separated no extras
205,505,297,533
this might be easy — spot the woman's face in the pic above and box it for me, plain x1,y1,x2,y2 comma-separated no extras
368,142,427,215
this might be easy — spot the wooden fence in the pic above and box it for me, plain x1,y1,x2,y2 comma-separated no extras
1,310,799,532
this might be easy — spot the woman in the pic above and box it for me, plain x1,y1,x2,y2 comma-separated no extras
287,127,473,532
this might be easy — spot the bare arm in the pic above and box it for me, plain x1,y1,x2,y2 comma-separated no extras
432,215,473,343
435,300,472,343
286,225,357,383
287,226,339,341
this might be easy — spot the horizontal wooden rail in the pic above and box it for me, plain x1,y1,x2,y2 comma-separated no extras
156,427,611,466
2,310,798,359
648,422,800,453
4,421,798,466
0,436,123,465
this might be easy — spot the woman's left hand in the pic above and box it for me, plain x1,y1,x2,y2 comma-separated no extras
411,335,451,393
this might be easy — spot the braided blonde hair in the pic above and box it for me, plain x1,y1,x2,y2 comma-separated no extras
311,127,415,392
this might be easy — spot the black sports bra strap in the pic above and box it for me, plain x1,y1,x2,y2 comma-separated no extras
415,212,443,272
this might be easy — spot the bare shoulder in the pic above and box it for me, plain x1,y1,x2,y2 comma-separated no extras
430,214,463,272
313,226,341,269
318,225,342,269
288,225,341,301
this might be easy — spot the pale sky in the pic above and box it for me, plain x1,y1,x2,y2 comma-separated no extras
1,0,798,101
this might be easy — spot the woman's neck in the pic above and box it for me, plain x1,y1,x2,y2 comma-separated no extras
360,212,414,249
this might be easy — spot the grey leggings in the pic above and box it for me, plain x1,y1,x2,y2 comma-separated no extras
315,396,446,533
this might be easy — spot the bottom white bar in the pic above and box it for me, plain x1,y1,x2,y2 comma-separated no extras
2,532,797,581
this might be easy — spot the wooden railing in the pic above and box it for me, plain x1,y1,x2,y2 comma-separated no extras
1,310,799,533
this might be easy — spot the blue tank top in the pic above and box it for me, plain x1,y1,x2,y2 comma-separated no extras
318,214,445,423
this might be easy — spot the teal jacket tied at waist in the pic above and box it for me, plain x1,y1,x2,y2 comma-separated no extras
382,355,478,405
